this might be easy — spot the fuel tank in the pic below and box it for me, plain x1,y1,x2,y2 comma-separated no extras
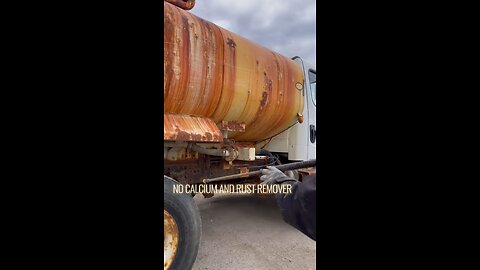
164,1,305,142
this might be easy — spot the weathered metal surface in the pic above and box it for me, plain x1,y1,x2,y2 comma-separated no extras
164,154,267,185
220,120,246,132
164,0,195,10
164,210,179,270
164,1,305,143
164,114,223,142
165,146,199,161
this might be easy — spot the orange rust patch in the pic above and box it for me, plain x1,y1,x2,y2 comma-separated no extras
164,114,223,142
220,120,246,132
164,210,179,270
164,0,195,10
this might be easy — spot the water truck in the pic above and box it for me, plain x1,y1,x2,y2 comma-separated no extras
163,1,316,269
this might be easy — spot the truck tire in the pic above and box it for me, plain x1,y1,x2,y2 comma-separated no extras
164,176,201,270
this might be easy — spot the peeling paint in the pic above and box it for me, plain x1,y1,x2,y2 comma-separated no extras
164,114,223,142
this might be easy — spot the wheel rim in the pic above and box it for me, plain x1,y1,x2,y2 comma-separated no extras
164,210,179,270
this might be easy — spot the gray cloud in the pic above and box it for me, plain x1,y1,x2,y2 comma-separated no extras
189,0,316,67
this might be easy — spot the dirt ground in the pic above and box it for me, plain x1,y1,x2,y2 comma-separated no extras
192,193,316,270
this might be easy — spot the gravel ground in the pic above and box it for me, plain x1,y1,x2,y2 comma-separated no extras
192,193,316,270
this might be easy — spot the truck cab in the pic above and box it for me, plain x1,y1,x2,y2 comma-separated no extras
262,57,316,162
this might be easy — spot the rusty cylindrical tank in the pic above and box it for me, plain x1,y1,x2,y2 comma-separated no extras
164,1,305,142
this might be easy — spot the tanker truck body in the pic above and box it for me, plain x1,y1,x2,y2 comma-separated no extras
163,1,316,269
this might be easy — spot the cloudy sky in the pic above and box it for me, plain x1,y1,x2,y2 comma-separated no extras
189,0,316,67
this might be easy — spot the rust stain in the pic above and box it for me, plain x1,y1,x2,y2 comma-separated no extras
164,0,196,10
164,114,223,142
226,38,236,48
220,120,245,132
164,154,268,185
164,210,179,270
164,2,304,143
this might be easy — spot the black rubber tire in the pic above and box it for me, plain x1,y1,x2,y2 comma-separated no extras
164,176,202,270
